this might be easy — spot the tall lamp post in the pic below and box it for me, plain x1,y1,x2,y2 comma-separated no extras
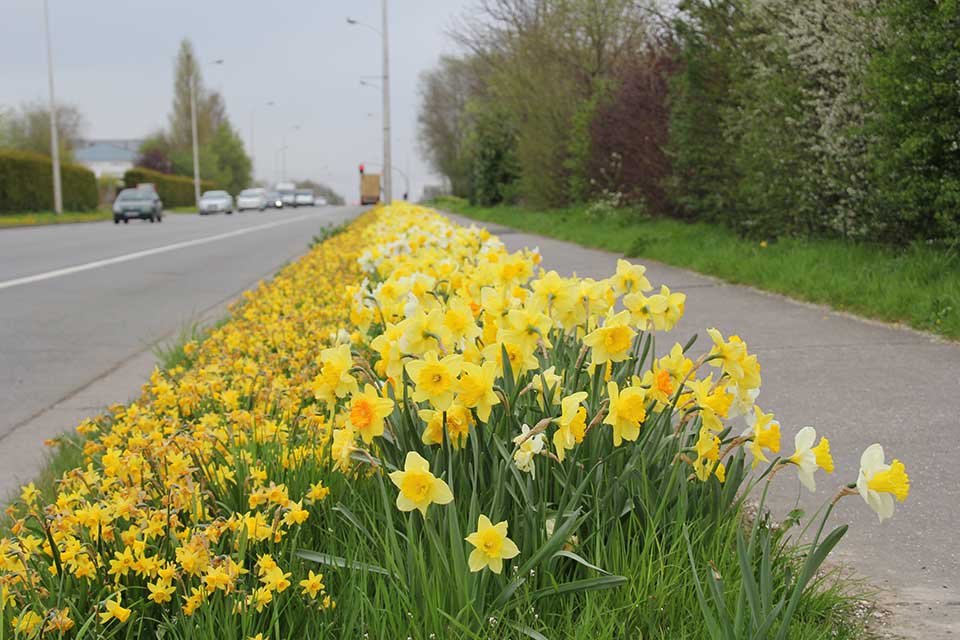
190,58,223,208
347,2,392,203
42,0,62,215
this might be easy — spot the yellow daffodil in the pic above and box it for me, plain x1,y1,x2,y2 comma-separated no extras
857,444,909,522
313,344,359,404
100,594,132,624
604,381,647,446
530,365,563,410
692,425,724,482
465,515,520,574
456,361,500,422
299,570,326,599
612,259,652,296
787,427,834,492
583,310,636,367
405,351,463,411
148,580,176,604
744,405,780,468
388,451,454,516
553,392,589,462
647,285,686,332
347,384,395,443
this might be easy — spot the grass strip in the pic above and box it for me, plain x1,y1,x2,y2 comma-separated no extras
0,210,111,228
440,199,960,339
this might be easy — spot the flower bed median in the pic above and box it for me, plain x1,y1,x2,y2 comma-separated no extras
1,204,908,638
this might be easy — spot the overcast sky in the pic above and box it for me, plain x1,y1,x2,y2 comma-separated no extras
1,0,473,201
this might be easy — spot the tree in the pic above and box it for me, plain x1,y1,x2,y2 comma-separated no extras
1,101,85,162
136,131,174,174
160,37,251,190
452,0,652,206
666,0,746,223
417,56,482,198
866,0,960,243
210,122,252,194
588,40,678,214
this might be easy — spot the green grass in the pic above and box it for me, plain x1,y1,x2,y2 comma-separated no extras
0,209,111,228
167,205,198,214
440,200,960,339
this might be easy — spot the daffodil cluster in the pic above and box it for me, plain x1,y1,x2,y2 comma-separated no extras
1,204,910,638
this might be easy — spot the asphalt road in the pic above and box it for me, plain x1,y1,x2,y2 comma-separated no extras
443,213,960,639
0,206,363,496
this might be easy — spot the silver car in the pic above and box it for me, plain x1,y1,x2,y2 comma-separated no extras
199,190,234,215
237,188,267,212
295,189,315,207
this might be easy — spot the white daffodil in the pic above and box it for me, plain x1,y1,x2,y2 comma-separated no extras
513,424,545,477
787,427,833,492
856,444,910,522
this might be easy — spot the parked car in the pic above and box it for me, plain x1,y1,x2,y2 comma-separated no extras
113,188,163,224
237,188,267,212
295,189,315,207
199,190,234,215
265,191,284,209
316,196,328,207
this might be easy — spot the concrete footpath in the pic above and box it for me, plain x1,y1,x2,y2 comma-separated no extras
445,213,960,639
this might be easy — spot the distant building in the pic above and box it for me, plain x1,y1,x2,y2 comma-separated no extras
74,139,142,178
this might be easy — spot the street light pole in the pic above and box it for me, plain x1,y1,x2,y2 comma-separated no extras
190,74,201,208
42,0,62,215
189,59,222,208
347,9,391,202
381,0,393,204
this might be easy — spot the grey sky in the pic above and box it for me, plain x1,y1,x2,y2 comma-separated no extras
1,0,472,201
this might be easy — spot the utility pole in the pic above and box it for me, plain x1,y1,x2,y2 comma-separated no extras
381,0,393,204
189,59,222,208
42,0,62,215
190,74,201,207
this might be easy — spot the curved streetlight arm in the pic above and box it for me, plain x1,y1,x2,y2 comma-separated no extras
346,17,381,35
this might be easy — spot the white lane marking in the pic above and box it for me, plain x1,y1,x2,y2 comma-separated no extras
0,214,317,291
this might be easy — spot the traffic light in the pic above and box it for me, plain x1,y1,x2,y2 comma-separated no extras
359,164,365,175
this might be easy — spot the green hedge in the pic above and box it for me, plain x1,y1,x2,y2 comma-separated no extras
123,168,216,208
0,150,99,214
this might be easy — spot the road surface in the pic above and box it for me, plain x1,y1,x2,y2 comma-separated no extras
442,212,960,640
0,207,363,498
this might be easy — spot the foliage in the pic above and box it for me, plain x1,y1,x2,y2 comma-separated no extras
0,101,85,163
135,38,252,193
866,0,960,243
464,98,520,206
588,44,677,214
417,55,482,198
296,180,345,205
0,150,98,213
122,167,216,208
666,0,744,223
209,123,252,195
135,132,174,174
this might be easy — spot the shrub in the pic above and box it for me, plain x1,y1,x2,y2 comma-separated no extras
0,150,98,214
123,167,216,207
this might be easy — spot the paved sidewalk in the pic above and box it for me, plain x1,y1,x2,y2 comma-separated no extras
446,213,960,639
